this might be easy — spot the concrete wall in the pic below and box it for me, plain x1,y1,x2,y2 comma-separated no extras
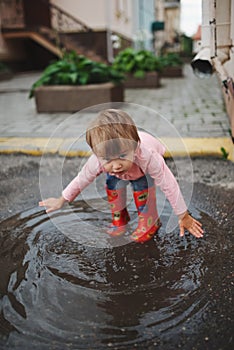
0,29,7,58
0,0,24,60
52,0,133,39
198,0,234,138
52,0,157,50
223,10,234,139
0,0,24,28
0,29,26,62
223,0,234,80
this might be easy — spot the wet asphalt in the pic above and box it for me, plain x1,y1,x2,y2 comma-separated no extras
0,155,233,349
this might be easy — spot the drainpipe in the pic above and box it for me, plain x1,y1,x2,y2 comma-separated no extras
191,0,230,83
209,0,217,58
209,0,230,83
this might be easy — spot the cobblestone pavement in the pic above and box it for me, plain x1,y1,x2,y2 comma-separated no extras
0,64,230,139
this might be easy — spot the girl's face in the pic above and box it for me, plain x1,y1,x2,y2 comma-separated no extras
99,149,135,175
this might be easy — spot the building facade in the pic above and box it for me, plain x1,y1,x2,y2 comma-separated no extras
192,0,234,139
0,0,157,68
153,0,181,54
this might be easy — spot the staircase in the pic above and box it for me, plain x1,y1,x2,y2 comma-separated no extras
1,0,106,63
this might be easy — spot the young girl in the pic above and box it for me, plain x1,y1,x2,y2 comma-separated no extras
39,109,203,243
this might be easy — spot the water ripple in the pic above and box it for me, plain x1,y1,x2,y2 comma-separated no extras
0,198,233,349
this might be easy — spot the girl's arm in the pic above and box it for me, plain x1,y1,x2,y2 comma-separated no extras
178,211,203,238
39,196,67,213
147,152,203,238
62,154,102,202
39,155,102,213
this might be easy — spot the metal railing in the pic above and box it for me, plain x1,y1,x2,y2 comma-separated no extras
0,0,92,33
48,1,92,33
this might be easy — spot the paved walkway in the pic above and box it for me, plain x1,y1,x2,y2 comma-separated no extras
0,64,233,159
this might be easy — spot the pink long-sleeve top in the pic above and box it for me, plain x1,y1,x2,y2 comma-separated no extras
62,131,187,216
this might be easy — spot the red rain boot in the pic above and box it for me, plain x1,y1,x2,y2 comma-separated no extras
131,186,161,243
106,187,130,236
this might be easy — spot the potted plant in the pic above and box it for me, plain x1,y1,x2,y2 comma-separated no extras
112,48,162,88
29,51,125,113
159,53,184,78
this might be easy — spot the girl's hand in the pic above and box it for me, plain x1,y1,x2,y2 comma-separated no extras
39,196,67,213
179,211,204,238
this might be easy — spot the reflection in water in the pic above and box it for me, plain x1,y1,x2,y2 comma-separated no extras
0,196,233,350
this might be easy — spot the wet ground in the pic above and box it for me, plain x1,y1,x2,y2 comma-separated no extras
0,154,233,350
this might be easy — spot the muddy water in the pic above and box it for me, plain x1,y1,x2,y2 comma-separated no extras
0,192,233,350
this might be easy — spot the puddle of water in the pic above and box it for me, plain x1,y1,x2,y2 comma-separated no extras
0,193,233,350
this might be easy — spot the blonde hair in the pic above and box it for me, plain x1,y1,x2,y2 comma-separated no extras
86,109,140,158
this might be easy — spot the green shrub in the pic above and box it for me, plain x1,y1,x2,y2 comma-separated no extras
112,48,162,78
159,53,183,68
29,51,124,98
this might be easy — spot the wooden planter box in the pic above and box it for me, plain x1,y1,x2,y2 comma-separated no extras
34,82,124,113
123,72,160,88
160,66,183,78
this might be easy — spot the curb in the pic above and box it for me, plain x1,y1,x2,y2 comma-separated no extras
0,137,233,161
